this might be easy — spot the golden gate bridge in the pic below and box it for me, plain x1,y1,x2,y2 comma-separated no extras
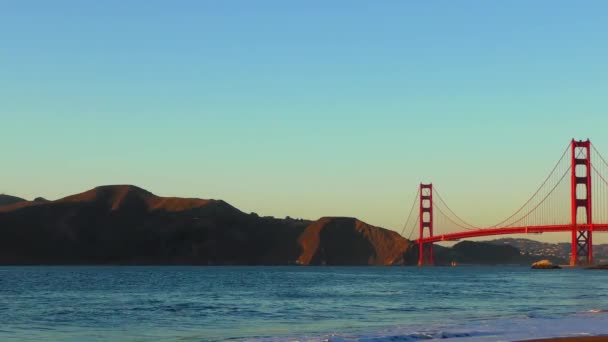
400,139,608,266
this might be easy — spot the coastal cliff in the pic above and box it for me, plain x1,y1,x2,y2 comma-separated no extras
297,217,410,265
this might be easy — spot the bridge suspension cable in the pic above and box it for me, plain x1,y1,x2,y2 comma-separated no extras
400,188,420,239
498,165,571,228
591,143,608,224
432,187,480,230
426,143,575,235
407,216,420,241
489,142,571,228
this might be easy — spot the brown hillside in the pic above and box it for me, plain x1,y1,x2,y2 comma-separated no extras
297,217,411,265
0,185,229,213
0,186,414,265
0,194,27,208
56,185,223,212
0,185,307,265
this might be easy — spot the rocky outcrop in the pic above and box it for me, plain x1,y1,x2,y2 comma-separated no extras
531,259,561,269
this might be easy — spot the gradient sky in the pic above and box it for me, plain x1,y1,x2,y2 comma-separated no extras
2,1,608,242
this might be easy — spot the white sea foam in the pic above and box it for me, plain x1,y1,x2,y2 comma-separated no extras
249,311,608,342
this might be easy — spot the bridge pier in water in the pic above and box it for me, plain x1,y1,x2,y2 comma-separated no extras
418,183,434,266
571,139,593,266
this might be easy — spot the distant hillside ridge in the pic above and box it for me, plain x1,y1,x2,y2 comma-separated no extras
0,194,26,207
0,185,412,265
488,238,608,264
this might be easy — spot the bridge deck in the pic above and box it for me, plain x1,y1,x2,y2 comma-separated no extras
418,224,608,244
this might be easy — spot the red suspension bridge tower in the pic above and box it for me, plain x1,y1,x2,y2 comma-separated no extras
418,183,434,266
411,139,603,267
571,139,593,265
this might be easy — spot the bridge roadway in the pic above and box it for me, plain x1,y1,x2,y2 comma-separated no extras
418,224,608,244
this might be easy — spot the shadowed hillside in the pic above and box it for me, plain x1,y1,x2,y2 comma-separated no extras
0,185,303,264
0,185,412,265
432,241,568,265
0,194,26,207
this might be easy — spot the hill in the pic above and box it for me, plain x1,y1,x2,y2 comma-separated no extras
434,241,567,265
0,194,26,207
487,238,608,264
297,217,410,265
0,185,411,265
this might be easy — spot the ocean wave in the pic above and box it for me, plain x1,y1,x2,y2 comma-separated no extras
248,311,608,342
585,309,608,313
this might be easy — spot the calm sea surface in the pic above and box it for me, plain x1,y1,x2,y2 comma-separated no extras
1,266,608,341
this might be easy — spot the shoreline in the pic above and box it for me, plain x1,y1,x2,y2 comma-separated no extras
523,337,608,342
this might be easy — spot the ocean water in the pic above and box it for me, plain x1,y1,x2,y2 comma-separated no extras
1,266,607,341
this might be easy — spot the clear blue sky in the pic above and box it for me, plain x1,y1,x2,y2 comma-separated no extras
2,1,608,242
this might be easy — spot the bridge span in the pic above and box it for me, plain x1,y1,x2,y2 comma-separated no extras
401,139,608,266
420,224,608,244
